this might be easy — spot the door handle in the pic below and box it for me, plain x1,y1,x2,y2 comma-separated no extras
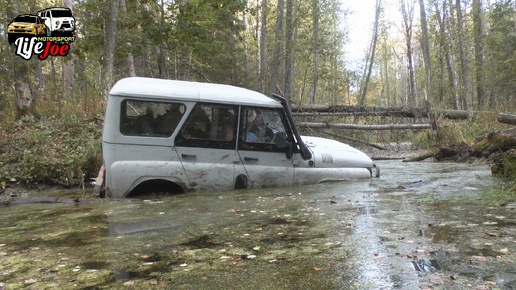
244,157,258,161
181,153,197,159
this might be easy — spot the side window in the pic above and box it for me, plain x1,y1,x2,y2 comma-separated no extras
120,100,185,137
175,104,236,148
239,107,291,151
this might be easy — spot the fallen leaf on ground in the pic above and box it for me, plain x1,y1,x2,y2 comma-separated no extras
24,278,37,284
469,256,488,262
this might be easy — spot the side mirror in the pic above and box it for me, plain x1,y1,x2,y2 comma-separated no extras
275,132,293,159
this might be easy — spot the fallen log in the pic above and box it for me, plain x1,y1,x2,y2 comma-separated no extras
402,151,437,162
298,122,431,130
479,127,516,157
497,113,516,125
291,104,496,120
321,130,386,150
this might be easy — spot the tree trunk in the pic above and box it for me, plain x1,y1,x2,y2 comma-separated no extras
119,0,136,77
259,0,268,94
156,0,168,79
400,0,416,107
472,0,484,109
382,36,391,107
62,0,74,99
269,0,284,95
102,0,120,95
284,0,294,104
8,0,34,118
310,0,319,104
445,0,461,109
418,0,432,104
359,0,381,107
34,58,44,100
498,113,516,125
455,0,471,110
298,122,431,130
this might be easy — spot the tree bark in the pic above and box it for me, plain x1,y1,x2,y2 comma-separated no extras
34,58,44,101
259,0,268,94
472,0,485,109
62,0,74,99
418,0,432,104
497,113,516,125
284,0,294,104
298,122,431,130
119,0,136,77
400,0,417,107
455,0,471,110
269,0,284,95
102,0,120,95
311,0,319,104
8,0,34,118
156,0,168,79
359,0,381,107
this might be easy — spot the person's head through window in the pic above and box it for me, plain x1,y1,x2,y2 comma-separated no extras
219,109,235,141
245,109,262,142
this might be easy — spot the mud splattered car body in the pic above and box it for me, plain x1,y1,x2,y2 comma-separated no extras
99,77,379,197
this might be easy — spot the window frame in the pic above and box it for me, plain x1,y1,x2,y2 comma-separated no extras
237,106,295,153
119,99,185,138
174,102,238,150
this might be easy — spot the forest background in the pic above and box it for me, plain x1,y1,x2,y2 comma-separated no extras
0,0,515,188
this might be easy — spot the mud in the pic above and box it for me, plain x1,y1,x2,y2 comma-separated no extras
0,160,514,289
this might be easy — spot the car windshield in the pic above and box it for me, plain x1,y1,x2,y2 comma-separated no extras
50,10,72,17
14,16,37,23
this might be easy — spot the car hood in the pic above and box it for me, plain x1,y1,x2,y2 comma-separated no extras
10,22,36,27
301,136,374,168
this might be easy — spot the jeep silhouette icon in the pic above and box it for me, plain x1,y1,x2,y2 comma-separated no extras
37,7,75,36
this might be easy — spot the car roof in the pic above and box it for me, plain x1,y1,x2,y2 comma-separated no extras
39,7,71,11
12,14,40,21
109,77,282,108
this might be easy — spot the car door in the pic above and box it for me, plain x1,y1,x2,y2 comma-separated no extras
174,103,240,192
237,107,295,188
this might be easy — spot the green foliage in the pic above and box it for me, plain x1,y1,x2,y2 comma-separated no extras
0,116,102,187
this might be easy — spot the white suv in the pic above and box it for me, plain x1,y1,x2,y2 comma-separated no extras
95,77,379,197
37,7,75,36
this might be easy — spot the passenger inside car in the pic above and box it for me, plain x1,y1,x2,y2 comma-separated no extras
218,109,235,141
244,109,264,142
153,104,184,136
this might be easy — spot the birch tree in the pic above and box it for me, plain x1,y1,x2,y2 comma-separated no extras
400,0,416,107
472,0,484,109
358,0,381,106
418,0,432,104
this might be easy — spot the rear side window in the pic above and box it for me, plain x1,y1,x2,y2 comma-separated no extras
175,104,236,148
120,100,185,137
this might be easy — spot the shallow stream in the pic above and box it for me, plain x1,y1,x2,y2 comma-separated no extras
0,160,514,289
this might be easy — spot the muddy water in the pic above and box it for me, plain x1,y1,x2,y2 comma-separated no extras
0,161,515,289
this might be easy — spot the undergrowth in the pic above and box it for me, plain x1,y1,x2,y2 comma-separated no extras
0,115,102,188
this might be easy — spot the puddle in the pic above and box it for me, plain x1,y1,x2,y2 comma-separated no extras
0,160,514,289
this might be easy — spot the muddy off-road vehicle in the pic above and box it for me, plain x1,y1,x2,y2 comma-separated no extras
95,77,379,197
